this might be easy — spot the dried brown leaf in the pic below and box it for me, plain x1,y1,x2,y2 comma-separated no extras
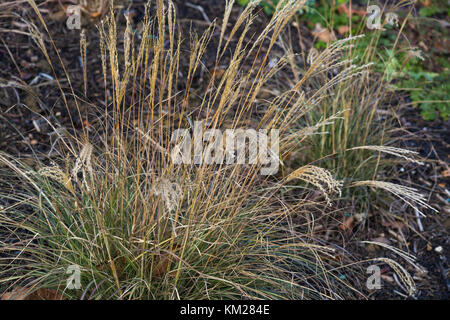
337,25,351,35
2,287,64,300
311,23,336,43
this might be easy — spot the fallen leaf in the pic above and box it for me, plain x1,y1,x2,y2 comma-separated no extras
1,287,29,300
49,10,67,22
388,229,406,242
27,288,64,300
337,25,351,35
339,216,354,232
391,221,407,231
337,4,366,18
381,274,394,283
381,219,406,231
2,287,64,300
212,68,226,79
434,40,445,53
90,12,102,18
371,236,390,245
312,23,336,43
442,168,450,178
419,41,429,51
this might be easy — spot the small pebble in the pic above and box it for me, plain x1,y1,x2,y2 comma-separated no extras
435,246,443,253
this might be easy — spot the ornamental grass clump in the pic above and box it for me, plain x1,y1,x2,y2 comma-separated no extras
0,0,423,299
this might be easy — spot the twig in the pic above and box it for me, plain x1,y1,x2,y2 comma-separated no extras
186,2,211,24
414,208,424,232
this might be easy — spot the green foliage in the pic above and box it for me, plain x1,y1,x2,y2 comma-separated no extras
413,0,450,120
350,32,449,121
381,52,449,121
384,53,449,121
418,0,450,17
314,40,327,49
400,67,449,121
300,0,355,26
